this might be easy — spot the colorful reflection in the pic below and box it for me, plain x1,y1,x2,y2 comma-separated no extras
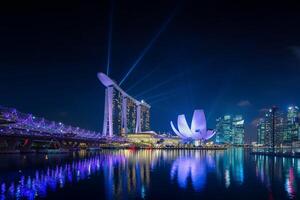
2,149,300,200
215,148,245,188
170,151,215,191
254,155,300,199
102,150,159,199
0,154,125,200
0,150,167,200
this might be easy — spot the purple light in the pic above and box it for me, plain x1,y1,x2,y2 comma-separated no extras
170,154,215,191
0,154,125,199
177,115,193,137
170,109,216,141
0,105,104,141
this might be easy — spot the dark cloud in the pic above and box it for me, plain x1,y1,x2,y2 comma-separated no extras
237,100,251,107
259,108,269,114
290,46,300,60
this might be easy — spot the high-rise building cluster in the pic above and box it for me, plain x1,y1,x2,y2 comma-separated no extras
257,106,300,147
215,115,245,145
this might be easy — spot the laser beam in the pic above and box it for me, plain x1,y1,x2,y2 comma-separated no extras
149,92,179,105
144,88,181,101
119,6,178,85
134,73,182,99
126,65,159,93
106,0,114,75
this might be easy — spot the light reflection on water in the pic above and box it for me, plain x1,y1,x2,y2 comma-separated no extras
0,149,299,199
254,154,299,199
170,151,215,191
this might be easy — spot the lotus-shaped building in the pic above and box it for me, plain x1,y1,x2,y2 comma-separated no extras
170,109,215,140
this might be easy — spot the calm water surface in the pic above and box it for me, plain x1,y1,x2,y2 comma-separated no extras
0,149,299,200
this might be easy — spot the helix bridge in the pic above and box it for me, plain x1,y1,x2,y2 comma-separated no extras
0,105,126,151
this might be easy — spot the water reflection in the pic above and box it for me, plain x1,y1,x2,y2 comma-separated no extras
170,151,215,191
102,150,157,199
215,148,245,187
1,149,300,199
0,154,121,199
254,155,300,199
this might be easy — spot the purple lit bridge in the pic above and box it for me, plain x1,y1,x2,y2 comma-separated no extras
0,106,127,151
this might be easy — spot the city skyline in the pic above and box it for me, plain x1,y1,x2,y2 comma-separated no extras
1,1,300,143
1,1,300,199
256,105,300,147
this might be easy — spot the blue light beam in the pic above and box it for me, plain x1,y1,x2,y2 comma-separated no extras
126,65,160,93
144,88,181,101
134,73,182,99
106,0,114,75
119,6,178,85
149,92,179,105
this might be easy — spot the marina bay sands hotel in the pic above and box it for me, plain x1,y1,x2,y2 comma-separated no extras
97,73,151,137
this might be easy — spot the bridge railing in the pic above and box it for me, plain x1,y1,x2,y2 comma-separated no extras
0,105,103,140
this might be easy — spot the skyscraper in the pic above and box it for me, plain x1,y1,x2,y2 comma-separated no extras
232,115,245,145
257,118,266,145
98,73,151,137
285,106,300,143
215,115,245,145
216,115,232,144
140,101,150,132
256,107,284,147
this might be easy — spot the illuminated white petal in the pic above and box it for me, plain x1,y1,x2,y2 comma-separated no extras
170,110,216,140
205,130,215,140
177,115,193,137
191,110,207,137
170,121,186,138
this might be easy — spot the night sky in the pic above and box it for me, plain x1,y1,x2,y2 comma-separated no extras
1,0,300,142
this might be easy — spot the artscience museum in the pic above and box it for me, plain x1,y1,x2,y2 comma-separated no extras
170,109,215,141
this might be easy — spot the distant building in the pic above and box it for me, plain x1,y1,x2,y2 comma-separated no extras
216,115,232,144
256,107,285,147
257,118,266,145
215,115,245,145
284,106,300,143
232,115,245,145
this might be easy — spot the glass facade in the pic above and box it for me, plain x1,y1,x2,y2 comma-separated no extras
140,104,150,132
112,88,123,135
285,106,300,143
232,115,245,145
126,98,137,133
256,107,286,147
216,115,245,145
257,118,266,145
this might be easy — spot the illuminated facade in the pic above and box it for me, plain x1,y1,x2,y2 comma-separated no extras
257,118,266,145
256,107,284,147
98,73,151,136
215,115,245,145
215,115,232,144
285,106,300,143
232,115,245,145
125,97,137,133
140,103,150,131
257,106,300,146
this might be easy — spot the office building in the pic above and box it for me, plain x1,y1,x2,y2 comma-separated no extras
215,115,245,145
